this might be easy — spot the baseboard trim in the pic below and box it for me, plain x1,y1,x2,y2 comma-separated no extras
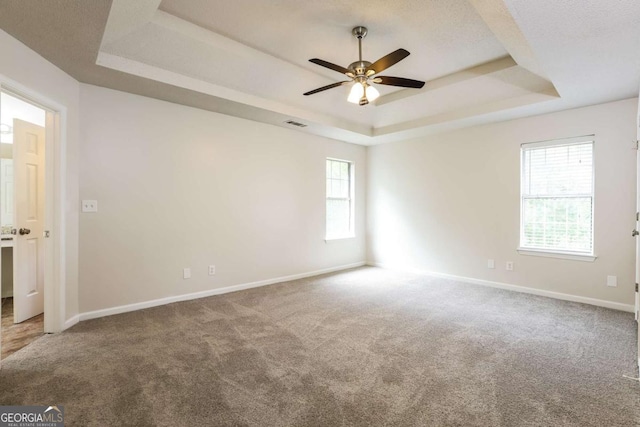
79,262,367,322
368,262,635,313
63,314,80,330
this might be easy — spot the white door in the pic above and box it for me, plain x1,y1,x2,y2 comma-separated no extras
12,119,45,323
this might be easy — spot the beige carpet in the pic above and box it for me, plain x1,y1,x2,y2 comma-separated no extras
0,267,638,426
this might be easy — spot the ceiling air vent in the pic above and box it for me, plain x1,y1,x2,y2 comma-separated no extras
284,120,307,128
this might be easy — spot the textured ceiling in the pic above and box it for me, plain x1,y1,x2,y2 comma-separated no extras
159,0,508,82
1,0,639,145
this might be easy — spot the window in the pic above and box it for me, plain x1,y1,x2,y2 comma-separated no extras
519,136,594,259
326,158,354,239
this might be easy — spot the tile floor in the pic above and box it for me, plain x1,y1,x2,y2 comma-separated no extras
1,297,44,359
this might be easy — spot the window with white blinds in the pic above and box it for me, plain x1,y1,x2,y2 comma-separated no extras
326,158,354,239
520,137,594,255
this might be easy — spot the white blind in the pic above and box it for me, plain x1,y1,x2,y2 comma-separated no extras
521,140,594,253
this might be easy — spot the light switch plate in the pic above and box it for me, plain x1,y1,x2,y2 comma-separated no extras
183,268,191,279
82,199,98,212
487,259,495,269
606,275,617,287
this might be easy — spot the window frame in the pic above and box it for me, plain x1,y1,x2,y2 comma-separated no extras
517,135,597,262
325,157,355,241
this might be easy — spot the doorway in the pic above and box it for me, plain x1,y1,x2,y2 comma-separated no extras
0,90,47,360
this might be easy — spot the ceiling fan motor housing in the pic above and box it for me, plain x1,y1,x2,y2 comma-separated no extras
349,61,372,77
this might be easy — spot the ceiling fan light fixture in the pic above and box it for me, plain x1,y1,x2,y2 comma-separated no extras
347,82,364,104
348,82,380,105
365,84,380,102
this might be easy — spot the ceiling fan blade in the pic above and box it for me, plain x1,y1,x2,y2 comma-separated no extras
366,49,410,75
304,81,351,96
309,58,352,75
373,76,425,89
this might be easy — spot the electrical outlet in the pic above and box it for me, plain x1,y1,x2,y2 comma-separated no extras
487,259,495,269
606,275,617,287
208,265,216,276
183,268,191,279
81,199,98,212
506,261,514,271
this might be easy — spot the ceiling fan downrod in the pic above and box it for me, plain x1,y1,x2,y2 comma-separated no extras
349,26,371,78
353,26,367,61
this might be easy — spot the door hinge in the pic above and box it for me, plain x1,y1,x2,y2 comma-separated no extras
636,283,639,292
635,140,639,150
636,212,639,221
44,230,50,238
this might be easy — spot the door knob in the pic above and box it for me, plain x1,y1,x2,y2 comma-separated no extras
633,229,639,237
18,228,31,235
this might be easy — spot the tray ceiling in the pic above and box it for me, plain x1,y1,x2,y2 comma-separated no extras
1,0,639,145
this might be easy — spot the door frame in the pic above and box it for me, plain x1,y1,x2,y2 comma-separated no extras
0,77,67,334
636,95,640,370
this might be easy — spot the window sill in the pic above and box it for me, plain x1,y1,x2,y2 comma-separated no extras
517,247,597,262
325,234,355,242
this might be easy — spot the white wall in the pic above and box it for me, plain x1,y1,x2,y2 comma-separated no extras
0,29,80,323
368,98,638,306
78,85,366,313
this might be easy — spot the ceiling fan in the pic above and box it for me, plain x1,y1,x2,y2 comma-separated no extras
304,26,425,106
